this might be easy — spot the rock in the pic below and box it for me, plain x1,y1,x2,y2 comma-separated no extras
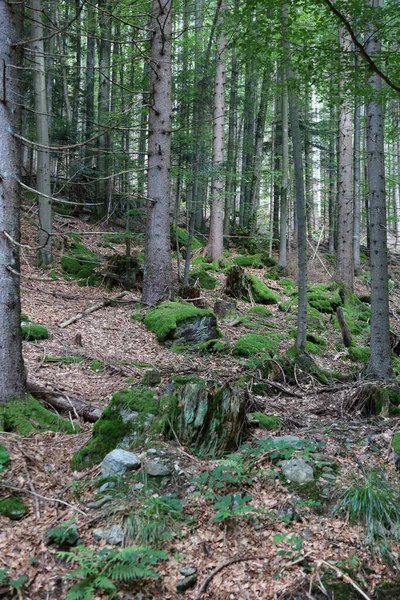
87,496,113,509
179,566,197,577
273,435,301,446
101,449,141,477
93,524,124,545
176,574,198,593
213,299,237,318
145,460,171,477
0,497,27,520
45,523,80,548
301,529,313,540
281,457,314,484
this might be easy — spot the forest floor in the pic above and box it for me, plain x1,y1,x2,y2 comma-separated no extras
1,211,400,600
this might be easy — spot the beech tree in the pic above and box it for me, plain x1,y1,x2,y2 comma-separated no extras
0,0,27,402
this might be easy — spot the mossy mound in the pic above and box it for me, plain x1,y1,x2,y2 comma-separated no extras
189,269,218,290
171,225,202,250
61,240,100,279
21,324,49,341
0,396,78,436
144,301,220,347
0,497,28,520
348,346,370,363
250,413,283,430
71,387,160,470
141,370,162,387
233,254,264,268
20,312,30,323
307,283,342,314
280,277,296,293
332,306,370,336
245,274,279,304
233,334,278,357
196,339,231,354
248,306,272,317
392,432,400,453
192,256,221,271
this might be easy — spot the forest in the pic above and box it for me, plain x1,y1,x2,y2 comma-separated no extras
1,0,400,598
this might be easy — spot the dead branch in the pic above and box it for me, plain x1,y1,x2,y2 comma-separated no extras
58,291,128,328
27,380,102,422
0,483,87,516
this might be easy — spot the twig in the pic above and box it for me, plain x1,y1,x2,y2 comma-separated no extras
313,557,372,600
0,483,87,516
59,291,128,328
194,555,270,599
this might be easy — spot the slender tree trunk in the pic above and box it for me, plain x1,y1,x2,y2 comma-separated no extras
31,0,52,265
279,86,289,268
335,25,354,291
142,0,173,304
328,102,336,253
282,3,307,353
96,0,111,214
0,0,27,402
224,43,238,235
366,0,393,380
304,84,313,241
353,83,361,275
83,2,95,169
206,0,226,262
239,62,256,230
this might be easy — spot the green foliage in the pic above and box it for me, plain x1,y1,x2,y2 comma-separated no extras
0,444,10,474
131,312,143,321
61,241,100,280
0,396,78,436
90,360,103,372
45,519,78,549
348,346,370,363
144,301,218,342
307,283,342,314
171,225,202,249
233,334,278,357
248,306,272,316
233,254,264,268
244,274,279,304
0,497,28,520
21,324,49,341
250,413,283,431
392,432,400,453
0,568,28,592
71,387,159,470
60,545,167,600
213,493,257,523
274,532,303,559
195,339,231,354
334,468,400,557
189,269,218,290
20,312,30,322
124,494,186,545
241,437,323,463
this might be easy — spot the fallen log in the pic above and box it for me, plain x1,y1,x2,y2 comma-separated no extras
58,291,128,328
27,381,102,423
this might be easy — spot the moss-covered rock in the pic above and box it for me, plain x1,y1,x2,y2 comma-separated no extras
171,225,202,250
0,396,78,436
0,497,28,520
392,432,400,453
21,324,48,341
61,240,100,279
245,274,279,304
233,254,264,268
248,306,272,317
250,413,283,430
144,301,220,347
189,269,218,290
233,334,278,357
307,282,342,314
71,387,159,470
348,346,370,363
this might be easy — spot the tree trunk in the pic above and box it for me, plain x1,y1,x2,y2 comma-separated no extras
142,0,173,304
335,25,354,291
353,53,362,275
31,0,53,265
278,86,289,268
0,0,27,402
206,0,226,262
223,41,239,235
83,2,95,171
366,0,393,380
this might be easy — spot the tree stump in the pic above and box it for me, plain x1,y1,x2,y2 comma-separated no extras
174,381,248,457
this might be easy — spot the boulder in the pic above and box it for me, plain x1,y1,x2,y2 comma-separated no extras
93,524,124,546
101,449,141,477
281,457,314,484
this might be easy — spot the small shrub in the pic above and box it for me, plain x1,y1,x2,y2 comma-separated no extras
0,443,10,473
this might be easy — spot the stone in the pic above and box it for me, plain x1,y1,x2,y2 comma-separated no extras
93,524,124,545
176,574,198,593
145,460,171,477
87,496,113,509
281,457,314,484
101,449,141,477
273,435,301,446
0,497,27,520
45,523,80,548
179,566,197,577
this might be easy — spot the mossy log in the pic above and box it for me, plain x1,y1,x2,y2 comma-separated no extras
27,381,102,422
173,381,248,458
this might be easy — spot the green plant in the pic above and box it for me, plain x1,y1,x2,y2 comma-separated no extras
45,519,78,549
0,568,28,593
0,443,10,473
273,532,303,558
333,468,400,557
123,493,186,545
60,545,167,600
213,493,258,523
193,456,255,499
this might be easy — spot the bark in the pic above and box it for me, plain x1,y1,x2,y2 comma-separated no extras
27,381,102,422
353,55,362,275
223,43,239,235
142,0,173,304
0,0,27,402
239,62,256,230
31,0,53,265
278,87,289,268
328,102,336,253
83,2,95,169
366,0,393,380
206,0,226,262
335,26,354,291
282,3,307,352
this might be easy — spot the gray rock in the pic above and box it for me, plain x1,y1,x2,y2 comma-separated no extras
87,496,113,509
101,449,141,477
145,460,171,477
176,574,198,593
179,566,197,576
301,529,313,540
45,523,80,548
273,435,301,446
93,524,124,545
320,473,336,481
99,481,116,492
281,457,314,484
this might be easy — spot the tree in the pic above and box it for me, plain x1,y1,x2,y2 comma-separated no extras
142,0,173,305
0,0,27,402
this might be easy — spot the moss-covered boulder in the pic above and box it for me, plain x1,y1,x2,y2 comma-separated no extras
225,266,279,305
171,225,202,250
0,396,78,436
348,346,370,363
144,301,220,347
233,334,278,357
61,240,100,279
189,269,218,290
308,283,342,314
21,324,48,341
0,497,28,520
71,387,159,470
249,413,283,430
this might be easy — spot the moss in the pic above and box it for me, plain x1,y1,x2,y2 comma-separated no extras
0,396,78,436
90,359,103,372
21,324,48,341
0,497,28,520
141,370,161,387
68,233,81,243
144,301,218,342
305,341,323,355
233,254,264,268
307,282,342,314
248,306,272,317
348,346,370,363
71,387,159,470
332,306,370,336
20,312,29,322
44,356,84,364
251,383,267,394
306,333,327,347
172,375,206,386
189,269,218,290
131,312,143,321
47,270,60,281
171,225,202,249
250,413,283,430
78,275,102,287
196,339,231,354
245,274,279,304
392,433,400,453
233,334,278,357
61,254,99,279
280,277,296,293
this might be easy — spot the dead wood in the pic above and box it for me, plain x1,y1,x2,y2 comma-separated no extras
27,381,102,422
58,291,128,328
336,306,352,347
